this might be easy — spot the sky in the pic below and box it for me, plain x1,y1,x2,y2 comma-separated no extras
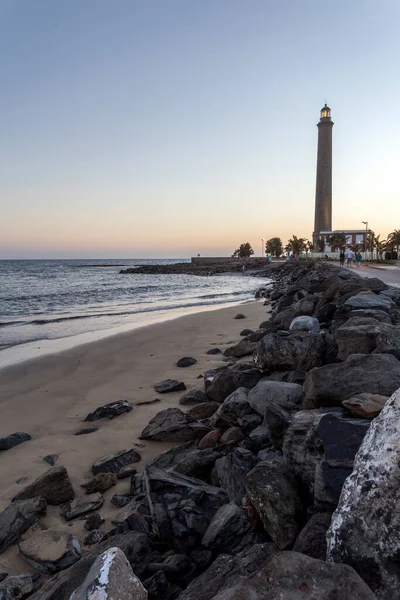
1,0,400,259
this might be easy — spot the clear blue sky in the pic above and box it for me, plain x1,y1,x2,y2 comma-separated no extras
1,0,399,258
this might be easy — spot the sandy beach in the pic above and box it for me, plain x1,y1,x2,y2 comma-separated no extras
0,299,269,574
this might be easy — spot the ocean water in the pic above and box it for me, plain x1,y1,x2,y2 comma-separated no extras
0,259,265,355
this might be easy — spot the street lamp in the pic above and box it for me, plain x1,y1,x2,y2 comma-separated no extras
261,239,265,258
362,221,368,262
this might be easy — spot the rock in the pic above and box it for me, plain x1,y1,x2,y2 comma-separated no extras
348,308,392,323
0,497,47,553
106,512,150,536
43,454,58,466
202,502,261,554
248,425,270,448
303,354,400,408
244,329,269,343
19,530,81,575
334,318,384,361
314,301,336,323
0,574,40,599
0,432,31,452
187,402,219,420
84,400,133,422
374,324,400,359
342,392,389,418
146,441,198,470
220,426,244,445
117,465,138,479
179,389,208,405
140,408,210,442
178,543,277,600
234,314,246,319
81,473,117,494
223,340,257,358
69,547,148,600
245,460,303,549
92,449,141,474
293,298,316,317
293,512,332,560
154,379,187,393
111,494,133,508
215,448,257,505
344,292,393,312
83,530,102,546
198,430,222,449
84,512,104,531
289,316,320,333
211,387,261,431
143,570,170,600
60,493,104,521
259,321,279,332
206,367,263,403
254,331,325,372
327,387,400,599
74,427,99,436
206,347,222,355
135,398,160,406
13,466,74,506
173,448,221,481
240,329,254,336
214,551,377,600
177,357,197,367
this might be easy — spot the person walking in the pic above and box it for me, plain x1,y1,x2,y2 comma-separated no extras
339,249,345,267
356,251,362,267
347,248,354,267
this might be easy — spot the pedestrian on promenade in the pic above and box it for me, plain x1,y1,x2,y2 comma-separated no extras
356,251,362,267
339,249,345,267
347,248,354,267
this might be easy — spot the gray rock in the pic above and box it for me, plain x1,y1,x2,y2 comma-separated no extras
0,574,40,599
110,494,133,508
74,427,99,436
293,512,332,560
206,368,263,403
374,324,400,359
202,503,261,554
289,316,320,333
140,408,210,442
342,392,389,418
177,357,197,367
173,448,220,481
334,317,383,361
234,314,246,319
84,399,133,422
349,308,392,323
81,473,117,494
154,379,187,393
179,390,208,406
0,433,31,452
254,331,325,372
211,387,261,431
83,530,102,546
215,448,257,505
240,328,254,336
146,441,198,470
327,387,400,600
143,570,170,600
223,340,257,358
213,551,377,600
245,460,303,549
69,547,147,600
117,465,137,479
92,449,141,474
19,530,81,575
220,426,244,445
13,466,75,506
43,454,58,466
206,348,222,355
187,402,219,420
344,292,393,312
60,493,104,521
303,354,400,408
0,497,47,553
84,512,104,531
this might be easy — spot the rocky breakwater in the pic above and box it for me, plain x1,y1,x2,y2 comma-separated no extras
120,259,277,276
1,261,400,599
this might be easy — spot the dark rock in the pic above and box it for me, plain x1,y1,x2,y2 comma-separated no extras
0,497,47,553
154,379,187,393
202,502,262,554
177,357,197,368
173,448,220,481
206,348,222,355
215,448,257,505
135,398,161,406
289,316,320,333
0,574,7,583
259,321,279,333
245,460,303,549
146,441,198,470
244,329,268,343
248,425,270,448
69,547,147,600
74,427,99,436
234,314,246,319
293,512,332,559
19,530,81,575
342,392,389,418
220,426,244,445
84,512,104,531
334,317,384,361
81,472,117,494
13,466,75,506
143,570,171,600
314,302,336,323
211,387,261,431
178,543,277,600
345,292,393,312
84,399,133,422
92,448,141,474
349,308,392,323
254,331,325,372
43,454,58,466
187,402,219,420
374,323,400,359
0,432,31,452
198,430,222,449
206,367,263,404
0,574,40,599
327,387,400,600
110,493,133,508
240,329,254,336
140,408,210,442
60,493,104,521
215,551,377,600
179,389,209,405
117,464,137,479
105,512,150,538
303,353,400,408
83,529,102,546
223,340,257,358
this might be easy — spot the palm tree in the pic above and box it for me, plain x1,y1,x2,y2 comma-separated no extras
373,235,387,261
287,235,306,259
326,232,348,250
388,229,400,259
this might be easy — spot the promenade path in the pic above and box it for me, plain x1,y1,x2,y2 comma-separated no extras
335,263,400,289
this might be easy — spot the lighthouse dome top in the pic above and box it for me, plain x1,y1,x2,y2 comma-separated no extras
320,104,331,119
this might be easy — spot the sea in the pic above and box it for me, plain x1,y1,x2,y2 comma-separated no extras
0,259,266,368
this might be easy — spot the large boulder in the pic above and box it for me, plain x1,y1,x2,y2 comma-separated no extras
69,547,147,600
374,324,400,359
179,390,208,406
19,530,81,575
146,441,198,470
214,448,257,505
211,387,261,431
213,551,377,600
293,512,333,560
187,402,219,420
0,432,31,451
327,387,400,600
140,408,210,442
334,318,383,361
201,503,262,554
344,292,393,312
206,367,263,403
289,316,320,334
154,379,186,393
245,460,303,549
13,466,74,506
0,497,47,552
303,353,400,408
342,392,389,418
172,448,221,481
254,332,325,372
0,574,40,599
81,473,117,494
223,340,257,358
60,493,104,521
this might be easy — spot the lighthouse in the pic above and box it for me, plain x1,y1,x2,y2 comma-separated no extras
313,104,333,245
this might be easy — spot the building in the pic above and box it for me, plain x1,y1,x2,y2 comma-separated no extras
313,104,333,245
